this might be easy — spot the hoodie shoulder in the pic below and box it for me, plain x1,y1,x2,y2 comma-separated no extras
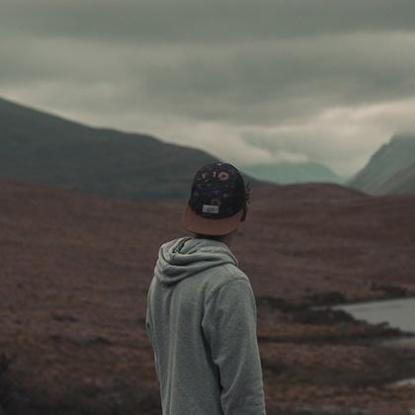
203,262,250,302
222,263,249,282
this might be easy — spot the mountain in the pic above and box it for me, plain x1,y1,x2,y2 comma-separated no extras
379,161,415,194
349,133,415,195
241,161,343,185
0,97,262,200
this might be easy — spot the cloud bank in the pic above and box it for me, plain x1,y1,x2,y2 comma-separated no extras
1,0,415,176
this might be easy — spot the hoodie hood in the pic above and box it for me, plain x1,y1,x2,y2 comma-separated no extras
154,236,239,285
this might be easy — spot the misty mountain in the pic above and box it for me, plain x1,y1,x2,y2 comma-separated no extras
0,97,262,200
349,133,415,195
241,161,343,185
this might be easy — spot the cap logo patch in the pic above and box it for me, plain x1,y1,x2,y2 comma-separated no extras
202,204,220,214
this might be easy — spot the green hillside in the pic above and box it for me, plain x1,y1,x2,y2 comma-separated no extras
241,161,343,185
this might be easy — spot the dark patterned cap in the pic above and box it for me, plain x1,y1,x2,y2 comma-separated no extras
181,162,249,236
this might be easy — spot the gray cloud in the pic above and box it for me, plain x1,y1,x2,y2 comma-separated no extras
2,0,415,42
139,33,415,125
1,0,415,176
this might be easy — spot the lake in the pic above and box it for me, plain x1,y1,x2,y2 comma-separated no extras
334,297,415,386
334,297,415,334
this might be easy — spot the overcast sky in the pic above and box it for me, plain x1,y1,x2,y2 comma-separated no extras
2,0,415,177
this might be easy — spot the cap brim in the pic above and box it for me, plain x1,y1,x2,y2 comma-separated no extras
181,204,243,236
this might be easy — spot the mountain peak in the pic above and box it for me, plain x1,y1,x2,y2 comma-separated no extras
350,133,415,195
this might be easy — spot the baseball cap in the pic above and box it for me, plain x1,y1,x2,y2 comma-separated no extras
181,162,250,236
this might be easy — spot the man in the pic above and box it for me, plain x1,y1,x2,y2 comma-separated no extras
145,161,267,415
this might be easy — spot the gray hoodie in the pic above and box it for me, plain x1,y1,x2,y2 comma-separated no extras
145,236,267,415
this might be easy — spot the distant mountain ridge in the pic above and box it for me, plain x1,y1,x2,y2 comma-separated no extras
349,133,415,195
0,97,262,200
241,161,343,185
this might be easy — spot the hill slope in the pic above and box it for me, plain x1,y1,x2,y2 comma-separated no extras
241,161,343,185
379,161,415,194
349,133,415,195
1,179,415,413
0,97,260,199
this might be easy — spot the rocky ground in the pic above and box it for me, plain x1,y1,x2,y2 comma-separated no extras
1,179,415,414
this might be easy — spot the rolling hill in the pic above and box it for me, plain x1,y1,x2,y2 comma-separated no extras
350,133,415,195
241,161,343,185
0,97,261,200
1,179,415,413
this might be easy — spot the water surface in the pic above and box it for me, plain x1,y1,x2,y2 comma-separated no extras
335,297,415,386
334,297,415,333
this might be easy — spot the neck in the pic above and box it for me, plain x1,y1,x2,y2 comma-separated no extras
220,233,234,247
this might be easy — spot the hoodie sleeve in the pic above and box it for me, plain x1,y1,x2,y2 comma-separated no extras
145,280,154,345
145,283,161,382
201,277,267,415
145,305,153,345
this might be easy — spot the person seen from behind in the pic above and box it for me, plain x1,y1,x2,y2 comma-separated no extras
145,161,267,415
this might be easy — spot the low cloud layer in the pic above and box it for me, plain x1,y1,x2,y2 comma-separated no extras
2,0,415,177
